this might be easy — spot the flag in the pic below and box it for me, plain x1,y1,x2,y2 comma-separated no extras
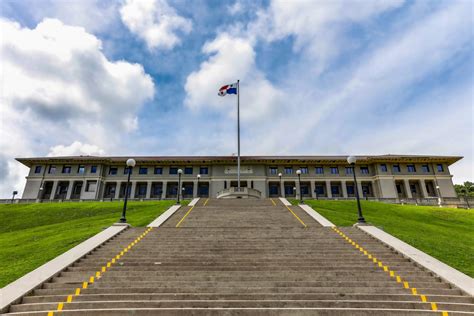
218,82,238,96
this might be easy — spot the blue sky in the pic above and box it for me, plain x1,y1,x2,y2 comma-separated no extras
0,0,472,197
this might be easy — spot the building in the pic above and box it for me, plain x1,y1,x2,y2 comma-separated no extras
16,155,461,203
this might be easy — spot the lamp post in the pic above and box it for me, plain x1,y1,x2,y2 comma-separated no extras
120,158,136,223
278,172,282,197
197,174,201,198
296,169,303,204
11,190,18,204
347,156,366,224
177,169,183,204
436,185,442,207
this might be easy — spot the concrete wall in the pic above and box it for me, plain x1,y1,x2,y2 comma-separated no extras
377,178,398,199
437,178,457,198
22,179,41,199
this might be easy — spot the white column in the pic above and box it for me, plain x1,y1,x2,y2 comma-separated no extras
404,179,413,198
129,181,136,199
280,181,285,197
310,181,316,198
50,181,58,200
326,181,332,198
193,181,198,198
114,182,121,199
419,180,428,198
341,181,348,198
295,179,301,199
161,182,167,199
145,181,152,199
65,181,74,200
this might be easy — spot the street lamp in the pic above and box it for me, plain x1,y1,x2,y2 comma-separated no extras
436,185,442,207
197,174,201,197
278,172,282,197
11,190,18,204
347,156,366,224
296,169,303,204
120,158,136,223
177,169,183,204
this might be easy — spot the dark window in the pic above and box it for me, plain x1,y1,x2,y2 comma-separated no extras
301,185,309,195
34,166,42,174
124,167,132,175
360,166,369,174
90,166,97,173
421,165,430,173
407,165,416,172
139,167,148,175
269,167,278,175
85,180,97,192
109,167,118,175
331,185,340,195
300,167,309,174
284,167,293,174
138,185,147,195
62,166,71,174
49,165,56,174
315,185,324,195
346,185,355,195
330,167,339,174
396,184,402,194
154,167,163,174
169,167,178,175
315,167,324,174
269,184,279,195
77,165,85,174
345,167,353,175
392,164,400,173
437,164,444,172
184,167,193,175
200,167,209,174
380,164,388,172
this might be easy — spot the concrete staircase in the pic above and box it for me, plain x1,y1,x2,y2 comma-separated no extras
4,199,473,315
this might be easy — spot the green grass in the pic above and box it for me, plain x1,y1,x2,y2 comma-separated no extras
0,200,179,287
293,200,474,277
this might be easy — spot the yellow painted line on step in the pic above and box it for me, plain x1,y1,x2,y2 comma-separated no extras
50,227,155,315
175,205,196,228
270,198,276,206
441,311,449,316
284,205,307,228
431,302,438,311
420,295,427,302
203,198,210,206
411,288,418,295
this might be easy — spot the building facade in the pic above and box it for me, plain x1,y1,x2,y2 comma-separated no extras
16,155,461,202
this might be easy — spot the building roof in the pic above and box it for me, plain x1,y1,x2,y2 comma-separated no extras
15,154,463,167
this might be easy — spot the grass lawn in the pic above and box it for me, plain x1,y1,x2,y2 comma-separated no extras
295,200,474,277
0,200,181,287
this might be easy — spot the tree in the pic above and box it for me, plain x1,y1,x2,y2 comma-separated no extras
454,181,474,197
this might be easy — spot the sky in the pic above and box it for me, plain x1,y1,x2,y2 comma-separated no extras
0,0,472,198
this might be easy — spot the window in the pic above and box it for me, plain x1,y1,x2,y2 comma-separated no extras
331,185,340,195
90,166,97,173
330,167,339,174
284,167,293,174
269,167,278,175
85,180,97,192
396,184,402,194
346,184,355,195
437,164,444,172
124,167,132,175
34,166,42,174
392,164,401,173
360,166,369,174
315,167,324,174
154,167,163,174
380,164,388,172
345,167,353,175
200,167,209,174
315,185,325,195
139,167,148,175
109,167,118,175
49,165,56,174
184,167,193,175
62,166,71,174
300,167,309,174
421,165,430,173
407,165,416,173
77,165,85,174
169,167,178,175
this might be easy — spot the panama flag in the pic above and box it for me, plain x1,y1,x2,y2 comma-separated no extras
218,82,238,96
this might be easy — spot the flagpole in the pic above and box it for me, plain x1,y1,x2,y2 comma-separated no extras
237,79,240,191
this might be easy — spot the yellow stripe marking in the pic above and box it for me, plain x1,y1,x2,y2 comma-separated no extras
75,288,81,295
403,281,409,289
431,302,438,311
57,303,64,311
66,295,73,303
420,295,427,302
82,282,88,289
203,198,209,206
284,205,307,227
411,288,418,295
48,312,54,316
176,205,196,227
89,276,94,283
101,266,106,272
95,271,101,278
107,262,111,268
383,266,389,272
442,311,449,316
378,262,383,267
389,271,395,277
396,276,402,283
270,198,276,206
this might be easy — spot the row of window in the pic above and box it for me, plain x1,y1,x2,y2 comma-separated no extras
110,167,209,176
35,165,98,175
269,164,444,175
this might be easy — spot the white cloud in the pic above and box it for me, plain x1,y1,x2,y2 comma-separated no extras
184,33,283,120
0,18,154,197
47,142,106,157
120,0,192,50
